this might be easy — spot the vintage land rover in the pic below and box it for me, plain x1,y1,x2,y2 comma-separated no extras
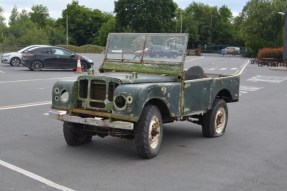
49,33,246,159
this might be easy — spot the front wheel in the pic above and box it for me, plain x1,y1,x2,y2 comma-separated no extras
63,122,92,146
202,99,228,137
10,57,21,66
81,62,88,71
134,105,163,159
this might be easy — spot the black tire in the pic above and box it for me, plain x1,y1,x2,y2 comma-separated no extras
81,62,88,71
134,105,163,159
202,99,228,138
63,122,92,146
31,60,43,71
10,57,21,66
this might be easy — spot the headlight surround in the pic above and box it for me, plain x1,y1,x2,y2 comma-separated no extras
114,95,126,109
60,89,69,103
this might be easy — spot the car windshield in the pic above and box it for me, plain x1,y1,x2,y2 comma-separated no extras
105,33,188,64
18,46,38,53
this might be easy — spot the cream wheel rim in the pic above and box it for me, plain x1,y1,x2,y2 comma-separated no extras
215,107,226,134
149,116,160,149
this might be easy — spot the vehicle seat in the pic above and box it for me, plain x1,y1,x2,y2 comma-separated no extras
185,66,205,80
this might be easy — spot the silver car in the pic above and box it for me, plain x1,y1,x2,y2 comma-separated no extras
1,45,47,66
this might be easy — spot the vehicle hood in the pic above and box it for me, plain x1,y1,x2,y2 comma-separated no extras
80,55,94,63
2,52,21,57
95,72,178,84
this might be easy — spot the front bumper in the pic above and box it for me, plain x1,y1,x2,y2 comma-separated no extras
49,110,134,130
1,57,9,64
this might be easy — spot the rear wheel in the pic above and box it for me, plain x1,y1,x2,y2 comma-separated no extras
134,105,163,159
10,57,21,66
63,122,92,146
202,99,228,137
31,60,43,71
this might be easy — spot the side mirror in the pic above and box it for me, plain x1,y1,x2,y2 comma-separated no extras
70,54,75,58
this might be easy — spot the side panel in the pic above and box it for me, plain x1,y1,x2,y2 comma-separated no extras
183,79,213,115
210,75,240,104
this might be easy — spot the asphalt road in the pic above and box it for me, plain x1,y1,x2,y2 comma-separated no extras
0,54,287,191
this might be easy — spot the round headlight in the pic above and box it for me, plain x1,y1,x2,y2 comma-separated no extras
60,89,69,103
114,95,126,109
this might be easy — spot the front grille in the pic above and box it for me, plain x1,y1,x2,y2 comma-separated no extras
78,78,119,110
90,80,106,100
79,80,88,98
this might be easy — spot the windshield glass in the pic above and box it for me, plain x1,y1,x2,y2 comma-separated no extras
18,46,38,53
106,33,188,64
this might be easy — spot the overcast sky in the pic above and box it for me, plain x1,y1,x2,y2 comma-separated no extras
1,0,248,23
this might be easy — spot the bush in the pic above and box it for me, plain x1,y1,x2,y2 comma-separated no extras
57,44,105,53
0,44,105,54
257,47,283,60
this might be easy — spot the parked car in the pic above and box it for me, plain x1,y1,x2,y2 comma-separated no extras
148,45,178,58
221,47,240,55
22,46,94,71
1,45,47,66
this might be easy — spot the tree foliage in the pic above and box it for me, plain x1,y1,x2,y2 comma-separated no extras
238,0,287,56
30,5,50,28
114,0,177,33
58,0,113,45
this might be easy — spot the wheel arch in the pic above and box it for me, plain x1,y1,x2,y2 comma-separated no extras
145,98,173,123
31,60,44,70
10,56,21,65
215,89,233,103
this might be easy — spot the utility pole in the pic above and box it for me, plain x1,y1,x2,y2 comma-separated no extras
66,14,69,45
284,8,287,60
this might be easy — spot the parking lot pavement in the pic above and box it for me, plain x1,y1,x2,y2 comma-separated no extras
1,54,287,191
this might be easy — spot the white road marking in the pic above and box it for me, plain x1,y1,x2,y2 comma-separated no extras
185,56,204,63
0,101,51,111
206,67,238,71
0,77,75,84
0,70,5,73
240,85,264,92
0,159,75,191
239,85,263,96
247,75,287,83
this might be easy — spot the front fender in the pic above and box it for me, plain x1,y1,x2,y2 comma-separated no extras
51,80,78,110
112,83,181,120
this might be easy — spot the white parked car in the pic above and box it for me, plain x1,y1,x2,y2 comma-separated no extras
1,45,47,66
221,47,240,55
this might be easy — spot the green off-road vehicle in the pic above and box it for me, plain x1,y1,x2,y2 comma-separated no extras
49,33,246,159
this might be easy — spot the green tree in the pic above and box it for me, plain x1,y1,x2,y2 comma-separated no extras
94,15,116,46
9,6,18,26
212,6,234,45
114,0,177,33
58,0,109,45
29,5,50,28
0,7,5,26
0,7,7,44
239,0,287,56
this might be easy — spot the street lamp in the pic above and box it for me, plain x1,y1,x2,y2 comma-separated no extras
66,14,69,45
